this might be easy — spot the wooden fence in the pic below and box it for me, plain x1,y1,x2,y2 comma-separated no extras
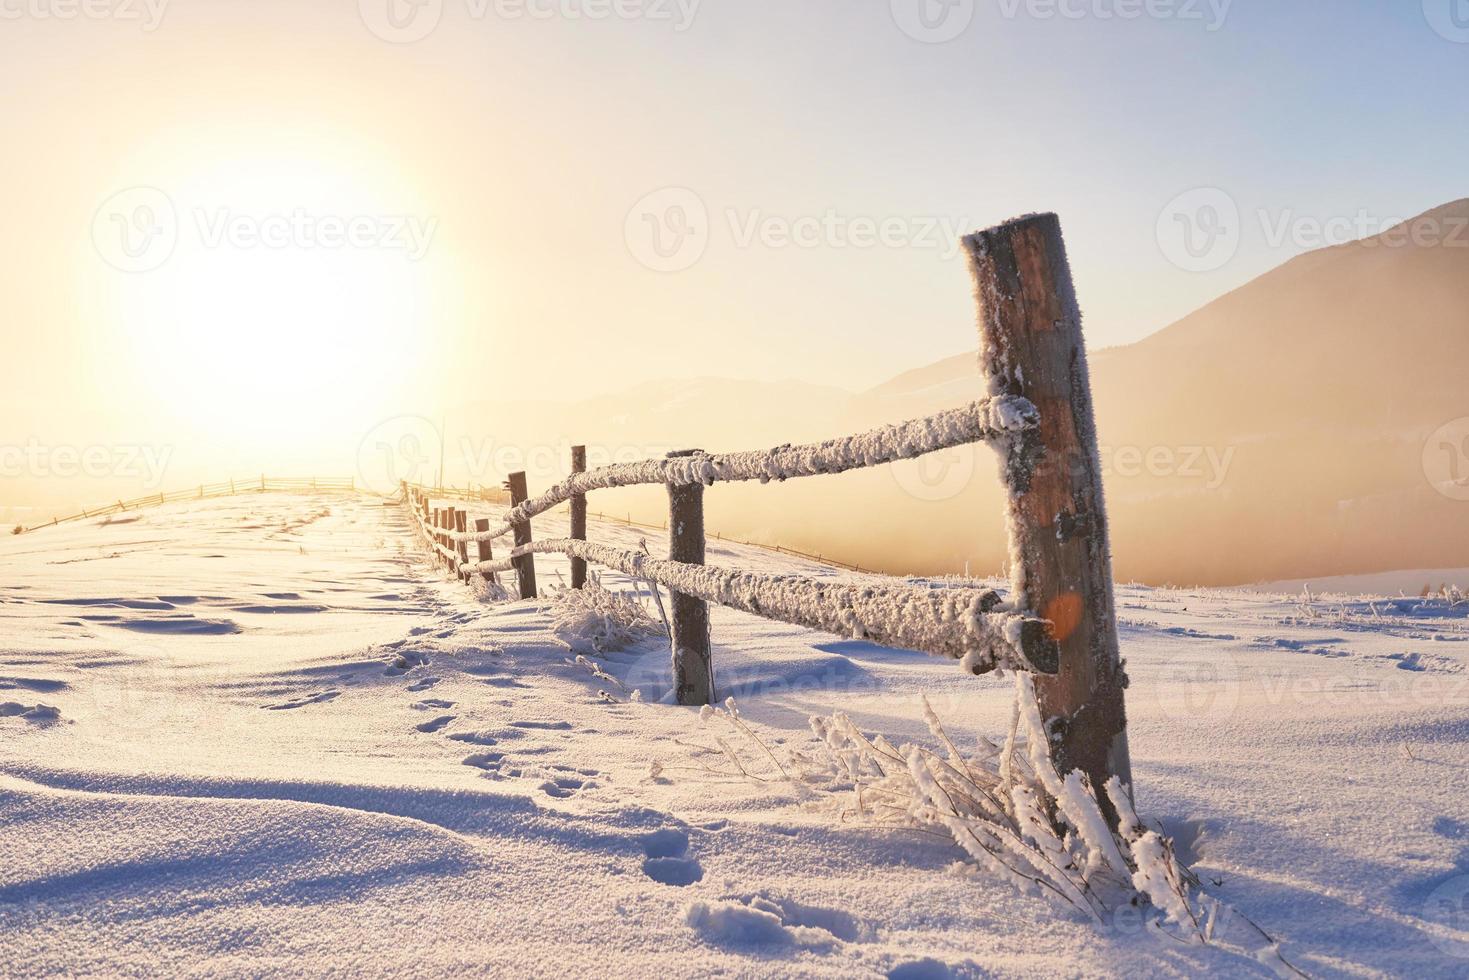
5,213,1131,813
403,213,1133,803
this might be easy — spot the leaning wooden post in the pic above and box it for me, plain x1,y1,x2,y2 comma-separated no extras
474,518,496,585
963,212,1133,815
454,509,469,581
570,445,588,590
667,450,713,706
506,471,538,600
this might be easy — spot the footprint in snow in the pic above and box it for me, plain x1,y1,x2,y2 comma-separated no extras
415,714,455,733
446,730,497,746
263,690,340,710
684,894,869,948
406,676,441,692
460,752,521,781
480,677,530,689
0,702,61,725
412,699,456,710
385,651,430,675
640,828,703,886
540,776,592,799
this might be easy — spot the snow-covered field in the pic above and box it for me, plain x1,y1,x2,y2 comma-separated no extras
2,493,1467,978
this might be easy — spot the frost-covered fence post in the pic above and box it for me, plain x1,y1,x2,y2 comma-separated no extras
963,212,1133,819
474,517,496,584
570,445,588,590
438,509,451,569
454,509,469,580
506,471,538,600
667,449,713,706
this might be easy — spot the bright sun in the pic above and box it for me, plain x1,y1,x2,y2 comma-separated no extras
98,149,439,457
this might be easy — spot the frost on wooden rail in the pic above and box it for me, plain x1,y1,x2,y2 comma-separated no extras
446,396,1039,546
462,538,1059,675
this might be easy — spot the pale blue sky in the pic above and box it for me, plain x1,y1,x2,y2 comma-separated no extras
0,0,1465,476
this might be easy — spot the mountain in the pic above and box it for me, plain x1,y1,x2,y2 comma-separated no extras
844,199,1469,584
448,200,1469,586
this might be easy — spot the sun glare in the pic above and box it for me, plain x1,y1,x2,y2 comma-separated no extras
96,150,440,455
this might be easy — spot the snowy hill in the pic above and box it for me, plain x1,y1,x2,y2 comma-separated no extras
3,494,1468,976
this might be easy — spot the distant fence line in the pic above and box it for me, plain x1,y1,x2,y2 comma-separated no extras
6,472,871,574
9,477,361,535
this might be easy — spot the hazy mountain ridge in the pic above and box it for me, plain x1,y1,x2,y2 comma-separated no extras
450,199,1469,585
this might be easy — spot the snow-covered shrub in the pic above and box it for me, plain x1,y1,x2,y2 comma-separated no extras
804,677,1302,974
469,572,514,603
545,571,667,654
